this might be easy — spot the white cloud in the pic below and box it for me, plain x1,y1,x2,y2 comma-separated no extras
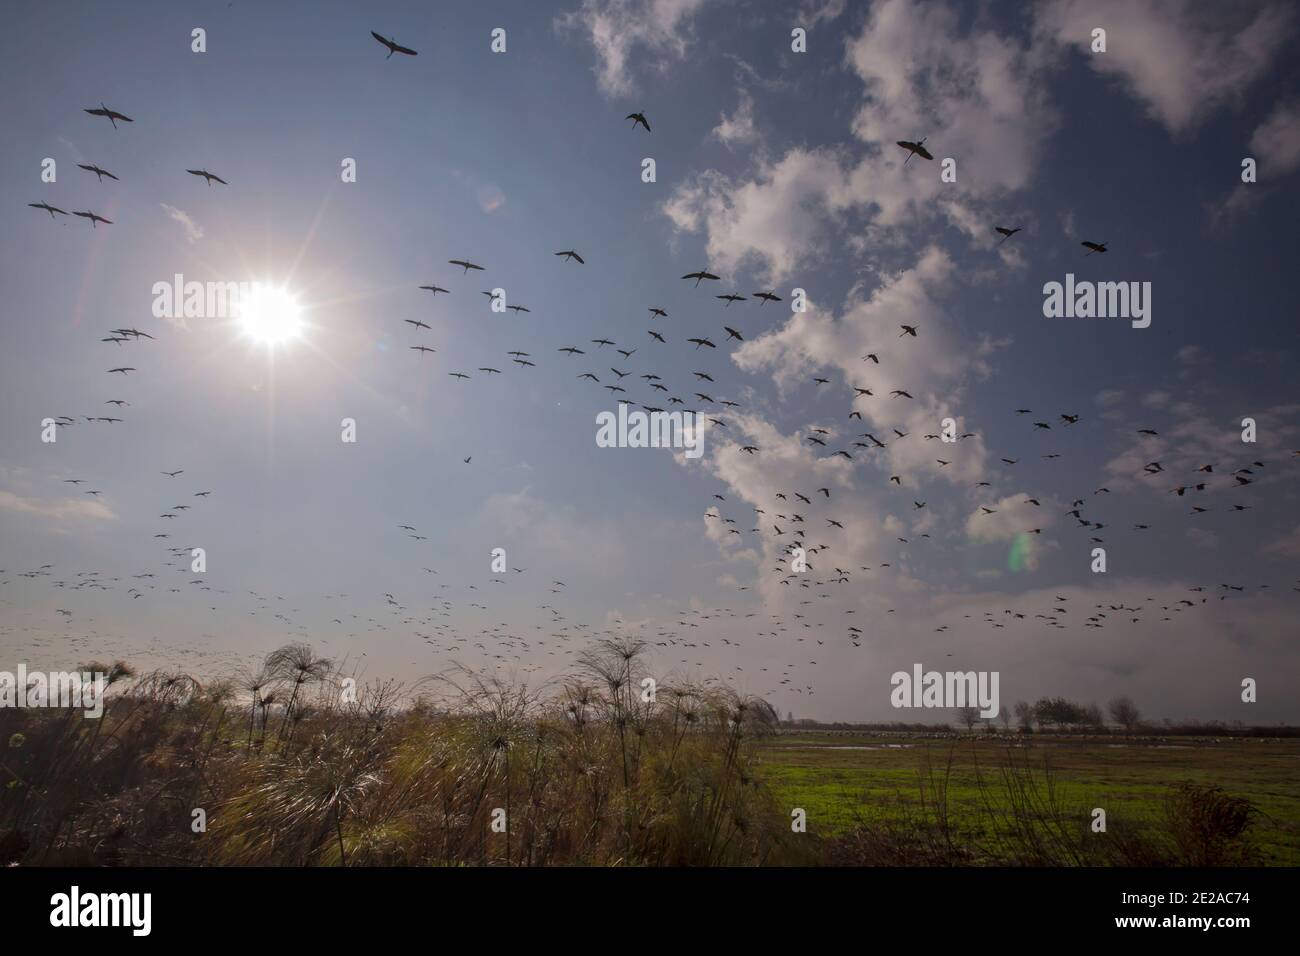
1035,0,1292,134
0,490,116,523
1251,99,1300,175
712,89,757,146
662,149,853,283
558,0,709,98
160,204,203,243
662,0,1059,280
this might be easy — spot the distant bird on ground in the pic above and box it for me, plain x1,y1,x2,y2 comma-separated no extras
371,31,418,57
626,112,651,132
78,163,118,182
186,169,228,186
84,103,133,127
896,138,933,164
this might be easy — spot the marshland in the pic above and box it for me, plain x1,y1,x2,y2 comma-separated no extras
1,640,1293,867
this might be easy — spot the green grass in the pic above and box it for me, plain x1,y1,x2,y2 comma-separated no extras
755,731,1300,865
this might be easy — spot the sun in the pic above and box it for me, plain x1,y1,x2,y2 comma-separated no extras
236,284,303,346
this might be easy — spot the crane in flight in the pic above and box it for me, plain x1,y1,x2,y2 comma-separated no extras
1082,240,1108,255
84,103,133,127
995,226,1021,244
448,259,484,274
682,270,720,287
419,284,449,295
371,32,418,57
29,202,68,218
554,250,585,264
186,169,228,186
626,112,651,132
73,210,112,228
78,163,119,182
716,294,747,307
896,138,933,164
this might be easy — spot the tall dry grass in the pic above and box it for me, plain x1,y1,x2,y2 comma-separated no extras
0,639,799,866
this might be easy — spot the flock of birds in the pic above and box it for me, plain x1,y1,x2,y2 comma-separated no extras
7,28,1298,713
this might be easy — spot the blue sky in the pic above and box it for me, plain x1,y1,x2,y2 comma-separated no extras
2,0,1298,722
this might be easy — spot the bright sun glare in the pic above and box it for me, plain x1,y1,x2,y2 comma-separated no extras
237,284,303,346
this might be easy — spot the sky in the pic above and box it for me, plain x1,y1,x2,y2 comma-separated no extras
1,0,1298,723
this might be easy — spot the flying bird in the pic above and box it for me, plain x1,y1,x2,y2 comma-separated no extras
1082,240,1108,255
626,112,651,132
682,270,720,287
448,259,484,273
77,163,119,182
186,169,228,186
72,210,112,228
896,138,933,164
29,202,68,218
371,31,418,57
995,226,1021,244
84,103,133,127
554,250,585,264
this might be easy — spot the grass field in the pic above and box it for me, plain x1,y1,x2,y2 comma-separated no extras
757,731,1300,865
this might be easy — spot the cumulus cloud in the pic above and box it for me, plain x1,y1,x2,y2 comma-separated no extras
730,247,994,486
1035,0,1292,134
558,0,709,98
662,0,1059,280
712,89,757,146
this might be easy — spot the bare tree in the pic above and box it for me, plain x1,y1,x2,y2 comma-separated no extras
1013,700,1035,732
1108,696,1141,732
956,706,980,731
